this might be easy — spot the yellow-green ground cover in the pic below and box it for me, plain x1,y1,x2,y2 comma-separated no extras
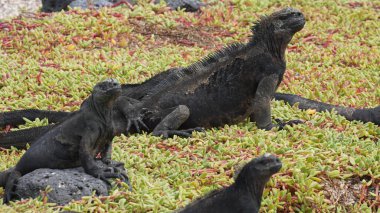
0,0,379,212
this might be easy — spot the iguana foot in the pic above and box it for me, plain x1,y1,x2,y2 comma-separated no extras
3,171,21,204
275,119,304,130
185,127,205,133
96,160,132,190
96,169,129,187
117,97,149,133
102,159,125,168
152,127,204,138
126,117,148,133
3,190,18,204
101,167,131,190
3,185,18,204
86,165,128,187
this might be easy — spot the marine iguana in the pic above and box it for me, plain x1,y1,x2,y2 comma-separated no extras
0,7,306,148
177,154,282,213
0,79,131,203
274,93,380,125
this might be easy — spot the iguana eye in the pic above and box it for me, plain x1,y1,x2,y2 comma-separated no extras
292,12,302,17
279,15,288,20
258,160,266,165
99,84,108,90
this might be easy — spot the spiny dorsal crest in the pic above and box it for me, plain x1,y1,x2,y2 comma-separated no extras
186,42,245,73
141,42,246,100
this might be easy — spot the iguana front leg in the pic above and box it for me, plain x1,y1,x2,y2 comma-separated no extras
116,97,148,133
99,143,131,189
152,105,203,138
100,143,125,173
251,74,302,130
79,128,126,186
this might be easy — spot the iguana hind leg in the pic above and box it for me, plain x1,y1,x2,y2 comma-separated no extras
152,105,203,138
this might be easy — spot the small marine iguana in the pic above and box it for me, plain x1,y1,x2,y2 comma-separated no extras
0,79,131,203
274,93,380,125
177,154,282,213
1,7,306,147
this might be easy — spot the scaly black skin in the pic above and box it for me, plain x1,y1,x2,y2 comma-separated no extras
125,7,306,132
0,125,55,149
0,110,69,127
0,8,306,147
274,93,380,125
0,79,131,203
177,154,282,213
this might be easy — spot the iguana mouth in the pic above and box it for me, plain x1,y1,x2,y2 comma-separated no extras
101,78,122,94
268,160,282,174
293,19,306,30
107,86,122,96
286,16,305,33
259,154,282,174
108,84,122,91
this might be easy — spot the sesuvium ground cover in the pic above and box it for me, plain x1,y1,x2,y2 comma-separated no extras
0,0,379,212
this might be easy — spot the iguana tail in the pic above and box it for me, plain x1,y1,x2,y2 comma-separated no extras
0,125,55,149
0,109,70,128
274,93,380,125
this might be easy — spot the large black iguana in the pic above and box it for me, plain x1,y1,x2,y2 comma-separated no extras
1,7,308,148
177,154,282,213
0,79,132,203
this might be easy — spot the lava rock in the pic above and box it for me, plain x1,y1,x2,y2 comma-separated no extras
69,0,113,9
15,167,108,205
41,0,128,12
155,0,204,12
41,0,74,12
13,160,127,204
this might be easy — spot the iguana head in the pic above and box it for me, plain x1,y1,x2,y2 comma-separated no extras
242,153,282,179
92,79,122,106
235,153,282,196
251,8,305,44
270,8,305,35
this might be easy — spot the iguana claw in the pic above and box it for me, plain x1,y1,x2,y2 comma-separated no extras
126,117,148,133
152,127,204,138
275,119,304,130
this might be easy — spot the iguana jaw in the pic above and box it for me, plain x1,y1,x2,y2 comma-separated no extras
288,16,305,33
250,154,282,177
93,79,122,103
